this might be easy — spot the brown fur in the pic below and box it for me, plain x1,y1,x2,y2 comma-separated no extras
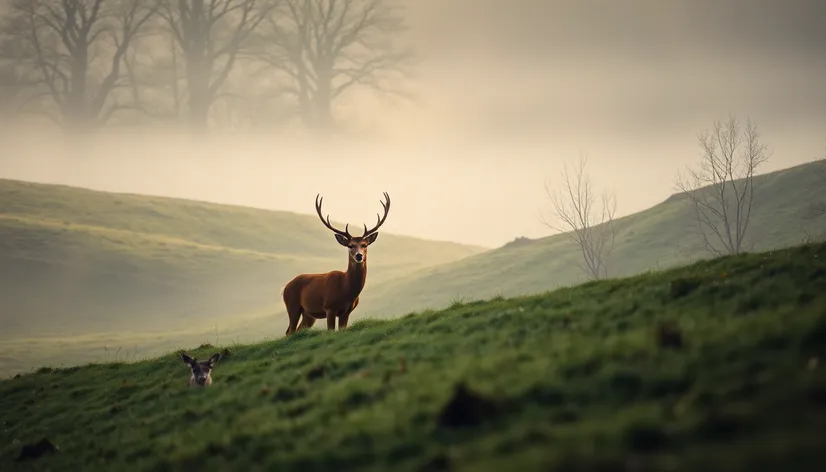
283,193,390,335
180,352,221,387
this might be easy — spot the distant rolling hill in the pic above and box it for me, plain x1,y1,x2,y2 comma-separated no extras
0,180,485,340
358,160,826,319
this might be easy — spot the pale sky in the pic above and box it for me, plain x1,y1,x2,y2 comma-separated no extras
2,0,825,248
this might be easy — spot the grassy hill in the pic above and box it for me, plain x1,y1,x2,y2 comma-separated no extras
358,160,826,319
1,241,825,470
0,179,484,374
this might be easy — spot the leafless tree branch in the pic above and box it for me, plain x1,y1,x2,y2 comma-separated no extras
156,0,278,129
541,153,618,280
248,0,415,132
675,115,771,256
0,0,159,128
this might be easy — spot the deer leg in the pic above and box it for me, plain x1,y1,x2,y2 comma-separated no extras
283,282,302,336
326,310,337,330
285,305,302,336
339,298,359,330
297,314,316,331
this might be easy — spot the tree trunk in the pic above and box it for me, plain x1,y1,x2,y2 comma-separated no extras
185,55,211,129
63,49,91,128
188,94,210,128
310,64,334,133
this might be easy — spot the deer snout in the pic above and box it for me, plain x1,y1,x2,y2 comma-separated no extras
354,253,364,263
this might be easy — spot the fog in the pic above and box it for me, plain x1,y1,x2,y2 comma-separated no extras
2,0,825,248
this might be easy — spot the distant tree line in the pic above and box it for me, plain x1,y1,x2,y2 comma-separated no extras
0,0,415,132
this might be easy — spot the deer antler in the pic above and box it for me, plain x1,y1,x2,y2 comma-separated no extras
315,194,351,238
362,192,391,237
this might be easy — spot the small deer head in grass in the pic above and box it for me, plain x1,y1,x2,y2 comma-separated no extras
179,352,221,387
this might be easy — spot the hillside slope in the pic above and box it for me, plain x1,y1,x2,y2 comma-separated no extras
359,160,826,318
1,242,825,471
0,179,485,338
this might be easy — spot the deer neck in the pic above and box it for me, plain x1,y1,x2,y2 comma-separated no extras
345,257,367,298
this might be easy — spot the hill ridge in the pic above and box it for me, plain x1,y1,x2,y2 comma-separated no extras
0,177,490,251
358,159,826,318
0,177,485,359
0,213,331,262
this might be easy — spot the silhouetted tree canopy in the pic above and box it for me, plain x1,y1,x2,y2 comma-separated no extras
0,0,157,128
248,0,415,133
156,0,277,128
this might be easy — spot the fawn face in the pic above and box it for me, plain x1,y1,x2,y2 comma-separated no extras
179,352,221,387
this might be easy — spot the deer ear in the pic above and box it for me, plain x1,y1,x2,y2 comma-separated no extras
179,352,194,364
334,234,350,246
208,353,221,365
364,232,379,245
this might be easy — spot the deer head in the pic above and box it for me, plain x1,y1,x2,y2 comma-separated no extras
315,192,391,264
179,352,221,387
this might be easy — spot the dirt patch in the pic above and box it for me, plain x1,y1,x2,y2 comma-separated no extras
437,382,500,429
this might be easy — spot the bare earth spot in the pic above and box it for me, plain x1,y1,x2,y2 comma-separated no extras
306,365,327,381
437,382,500,429
16,437,59,461
656,321,684,349
670,277,702,299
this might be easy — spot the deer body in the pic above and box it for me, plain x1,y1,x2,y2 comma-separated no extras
283,193,390,335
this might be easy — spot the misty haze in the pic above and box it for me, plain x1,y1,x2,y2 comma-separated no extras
1,0,825,470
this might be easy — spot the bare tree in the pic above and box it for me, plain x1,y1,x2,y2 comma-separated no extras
157,0,276,129
0,0,158,128
541,154,618,280
251,0,415,133
676,115,771,256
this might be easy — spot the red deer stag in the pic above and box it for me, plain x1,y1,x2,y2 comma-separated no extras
282,192,391,335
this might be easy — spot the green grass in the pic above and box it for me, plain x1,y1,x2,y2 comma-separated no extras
359,160,826,319
2,241,825,471
3,160,824,378
0,308,280,377
0,179,485,339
